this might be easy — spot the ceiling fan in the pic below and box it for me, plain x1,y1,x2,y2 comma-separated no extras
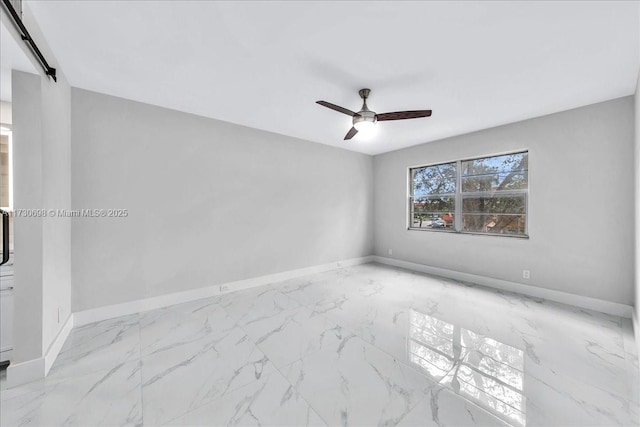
316,88,432,140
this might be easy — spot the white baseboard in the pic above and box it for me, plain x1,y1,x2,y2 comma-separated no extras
5,314,74,388
44,314,74,375
5,255,632,388
6,357,45,388
372,256,633,318
74,255,374,327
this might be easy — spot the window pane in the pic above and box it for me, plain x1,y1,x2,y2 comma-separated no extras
462,213,526,235
410,196,455,229
462,194,526,235
462,195,525,214
411,162,456,196
461,153,528,193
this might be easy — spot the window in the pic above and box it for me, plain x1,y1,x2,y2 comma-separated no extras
409,151,528,237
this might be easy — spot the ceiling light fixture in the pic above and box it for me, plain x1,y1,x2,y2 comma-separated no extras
353,113,377,133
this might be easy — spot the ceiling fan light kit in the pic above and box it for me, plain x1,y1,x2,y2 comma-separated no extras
316,88,432,141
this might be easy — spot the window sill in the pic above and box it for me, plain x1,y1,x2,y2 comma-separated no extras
407,227,529,239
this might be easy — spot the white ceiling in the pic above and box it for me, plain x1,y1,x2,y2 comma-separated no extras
27,1,640,155
0,19,37,102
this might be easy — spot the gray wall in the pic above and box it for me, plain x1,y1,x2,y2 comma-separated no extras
374,97,634,305
40,69,71,353
11,69,71,362
71,89,373,312
12,71,44,363
9,2,72,365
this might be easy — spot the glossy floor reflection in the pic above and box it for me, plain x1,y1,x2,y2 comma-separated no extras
1,263,638,426
408,310,526,426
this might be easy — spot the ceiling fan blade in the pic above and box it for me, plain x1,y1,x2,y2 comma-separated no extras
376,110,432,121
317,101,359,117
344,127,358,140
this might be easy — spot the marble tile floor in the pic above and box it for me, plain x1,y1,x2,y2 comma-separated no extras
1,262,638,426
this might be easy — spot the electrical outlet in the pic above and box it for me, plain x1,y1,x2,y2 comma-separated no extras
522,270,530,279
388,249,393,255
220,284,229,292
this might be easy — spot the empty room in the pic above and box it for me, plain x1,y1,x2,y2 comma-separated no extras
0,1,639,426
